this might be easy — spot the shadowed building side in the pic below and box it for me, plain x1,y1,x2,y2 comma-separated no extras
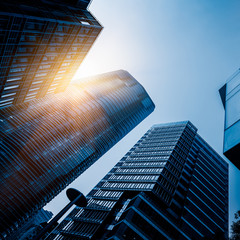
0,70,155,239
50,0,93,9
42,0,92,9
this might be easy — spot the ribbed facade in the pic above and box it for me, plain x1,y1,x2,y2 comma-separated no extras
0,0,102,108
0,70,155,239
49,121,228,240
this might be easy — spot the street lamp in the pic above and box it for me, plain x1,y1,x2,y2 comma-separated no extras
33,188,87,240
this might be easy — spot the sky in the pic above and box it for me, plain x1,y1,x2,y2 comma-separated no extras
45,0,240,234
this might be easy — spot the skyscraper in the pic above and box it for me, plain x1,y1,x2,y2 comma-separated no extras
0,0,102,109
219,68,240,170
0,70,155,239
49,121,228,240
52,0,92,9
8,209,53,240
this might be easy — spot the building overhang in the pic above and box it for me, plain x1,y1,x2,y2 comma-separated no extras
219,84,226,109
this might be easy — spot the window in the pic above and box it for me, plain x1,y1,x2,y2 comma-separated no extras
4,85,19,90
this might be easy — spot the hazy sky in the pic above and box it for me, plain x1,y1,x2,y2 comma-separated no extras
45,0,240,234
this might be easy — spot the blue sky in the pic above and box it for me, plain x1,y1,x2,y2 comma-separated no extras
46,0,240,234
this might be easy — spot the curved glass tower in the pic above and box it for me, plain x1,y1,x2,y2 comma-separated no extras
0,70,155,238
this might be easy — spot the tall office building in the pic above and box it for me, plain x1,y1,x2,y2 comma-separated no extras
8,209,53,240
0,70,155,239
0,0,102,109
49,121,228,240
52,0,92,9
219,68,240,170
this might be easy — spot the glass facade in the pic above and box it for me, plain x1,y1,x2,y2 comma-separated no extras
219,68,240,169
0,70,155,239
8,208,53,240
47,0,92,9
48,121,228,240
0,0,102,108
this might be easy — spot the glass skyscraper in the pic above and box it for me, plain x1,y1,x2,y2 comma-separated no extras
0,0,102,108
53,0,92,9
219,68,240,170
0,70,155,239
8,209,53,240
49,121,228,240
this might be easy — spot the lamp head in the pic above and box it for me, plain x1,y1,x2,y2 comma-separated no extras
66,188,87,207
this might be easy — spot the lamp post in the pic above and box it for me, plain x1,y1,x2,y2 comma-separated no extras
33,188,87,240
